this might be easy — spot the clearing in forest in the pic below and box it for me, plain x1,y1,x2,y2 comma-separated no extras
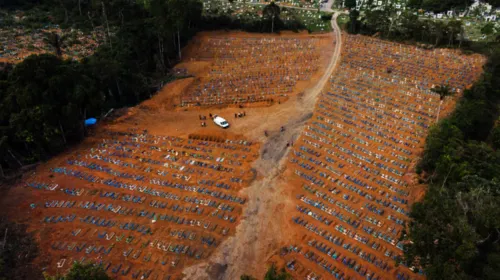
1,23,486,280
0,30,333,280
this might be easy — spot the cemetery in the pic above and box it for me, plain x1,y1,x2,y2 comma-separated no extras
1,28,336,279
180,33,330,107
0,23,105,63
0,2,492,278
13,128,260,279
272,34,485,279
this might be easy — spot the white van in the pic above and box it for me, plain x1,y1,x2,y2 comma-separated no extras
213,115,229,128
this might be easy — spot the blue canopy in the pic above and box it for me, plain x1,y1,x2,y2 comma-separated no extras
84,118,97,126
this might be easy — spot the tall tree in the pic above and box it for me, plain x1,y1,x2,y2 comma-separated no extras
345,0,357,9
430,20,445,46
408,0,472,12
263,2,280,33
164,0,202,60
489,119,500,149
0,219,40,280
43,32,69,57
432,84,453,122
432,84,453,100
348,9,359,34
0,136,8,178
447,19,463,47
485,0,500,7
362,8,390,35
481,23,495,36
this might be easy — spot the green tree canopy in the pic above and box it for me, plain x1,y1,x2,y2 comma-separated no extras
44,262,111,280
408,0,472,12
485,0,500,7
344,0,357,9
43,32,70,57
263,2,281,33
239,265,290,280
432,84,453,100
0,218,40,280
406,44,500,280
0,0,205,176
481,23,496,36
348,9,359,33
489,119,500,149
264,264,291,280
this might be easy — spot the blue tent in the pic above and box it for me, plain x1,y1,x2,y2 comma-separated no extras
84,118,97,126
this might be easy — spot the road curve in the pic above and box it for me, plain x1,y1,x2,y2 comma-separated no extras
303,12,342,106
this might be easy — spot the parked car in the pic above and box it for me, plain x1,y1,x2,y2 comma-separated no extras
213,115,229,128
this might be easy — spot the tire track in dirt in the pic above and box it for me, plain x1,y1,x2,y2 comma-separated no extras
182,13,343,280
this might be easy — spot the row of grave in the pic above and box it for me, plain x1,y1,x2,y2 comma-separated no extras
181,36,327,107
28,130,259,277
280,35,484,279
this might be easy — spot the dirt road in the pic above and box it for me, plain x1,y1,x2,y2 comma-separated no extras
181,13,343,280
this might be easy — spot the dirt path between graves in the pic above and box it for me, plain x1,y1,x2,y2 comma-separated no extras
181,13,343,280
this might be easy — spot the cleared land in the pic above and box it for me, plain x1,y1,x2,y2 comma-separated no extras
179,32,332,108
0,15,487,280
0,30,333,280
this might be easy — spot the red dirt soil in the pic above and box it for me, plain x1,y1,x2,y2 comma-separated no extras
0,28,486,280
264,34,486,280
0,30,333,280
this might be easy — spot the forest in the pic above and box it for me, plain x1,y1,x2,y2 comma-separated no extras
345,6,481,47
0,0,297,179
406,0,498,12
404,47,500,279
0,0,204,177
406,0,472,12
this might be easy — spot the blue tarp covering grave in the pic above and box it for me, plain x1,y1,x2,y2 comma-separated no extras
84,118,97,126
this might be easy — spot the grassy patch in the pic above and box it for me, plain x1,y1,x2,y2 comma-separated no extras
462,19,498,42
290,9,332,32
336,13,349,30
